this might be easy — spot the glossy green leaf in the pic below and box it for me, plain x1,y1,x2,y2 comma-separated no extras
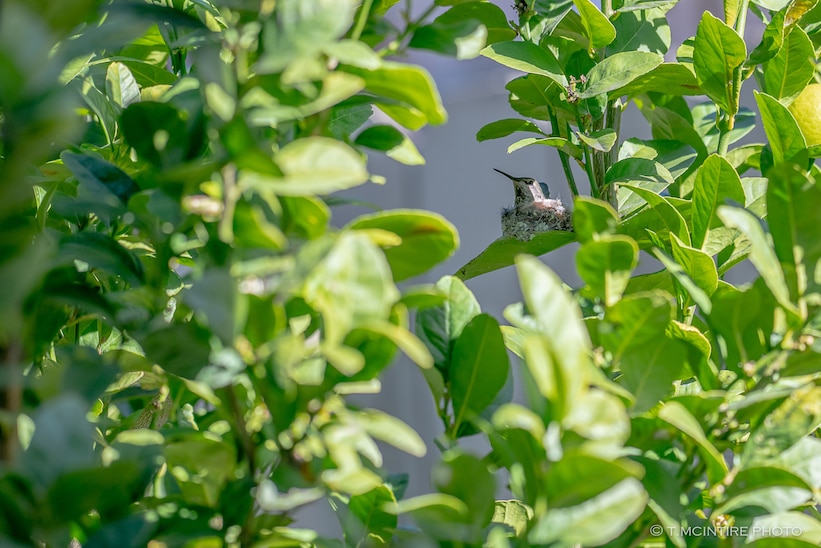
55,232,144,286
754,91,808,167
529,478,648,546
455,230,576,280
436,2,516,44
606,157,673,216
670,235,718,302
692,154,746,249
105,61,140,112
476,118,546,142
611,62,701,97
579,51,663,99
572,196,619,243
61,150,139,207
507,136,584,158
693,11,745,115
481,41,567,86
607,7,670,55
347,209,458,282
767,164,821,300
658,401,728,483
355,125,425,165
415,275,481,376
573,0,616,50
601,291,672,362
762,26,814,101
576,235,638,306
620,183,690,245
343,485,398,545
576,128,617,152
450,314,510,435
241,137,368,196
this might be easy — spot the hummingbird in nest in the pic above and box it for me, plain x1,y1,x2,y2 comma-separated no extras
494,168,573,241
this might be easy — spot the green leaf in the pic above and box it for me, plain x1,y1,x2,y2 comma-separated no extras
183,268,236,344
344,62,447,127
754,91,808,167
323,40,381,69
410,16,487,60
121,101,200,167
415,276,481,375
61,151,139,205
105,61,140,112
355,125,425,165
432,451,496,531
515,255,592,416
529,478,648,546
620,183,690,245
572,196,619,243
491,500,532,537
450,314,510,435
476,118,546,142
607,157,674,217
691,154,746,249
507,136,584,158
573,0,617,50
346,209,459,282
481,41,567,86
56,232,144,286
343,485,398,545
141,323,212,379
436,2,516,44
693,11,746,115
241,137,368,196
748,8,787,65
717,205,798,315
357,409,427,457
611,62,701,97
165,436,235,507
658,401,728,483
653,248,713,314
607,7,671,55
670,235,719,298
762,26,814,100
455,231,576,281
576,235,638,306
748,512,821,545
303,233,399,344
601,291,672,362
767,164,821,300
576,128,617,152
579,51,663,99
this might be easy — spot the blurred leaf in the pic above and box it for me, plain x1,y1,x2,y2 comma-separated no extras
55,231,144,286
576,235,638,306
357,409,426,457
355,125,425,165
165,436,236,508
344,62,447,127
241,137,369,196
342,485,397,545
529,478,647,545
346,209,458,282
410,19,487,60
658,401,728,483
432,451,496,532
105,61,140,112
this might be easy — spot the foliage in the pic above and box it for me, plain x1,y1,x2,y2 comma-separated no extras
0,0,819,547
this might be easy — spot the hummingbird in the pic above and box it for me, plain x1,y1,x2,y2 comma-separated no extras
494,168,573,240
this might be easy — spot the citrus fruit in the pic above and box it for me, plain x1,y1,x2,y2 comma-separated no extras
788,83,821,147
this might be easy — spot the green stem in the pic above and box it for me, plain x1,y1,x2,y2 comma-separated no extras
602,0,613,17
717,114,734,157
734,0,750,39
575,114,600,198
549,108,579,196
351,0,374,40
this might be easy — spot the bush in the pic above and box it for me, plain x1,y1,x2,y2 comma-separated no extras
0,0,819,546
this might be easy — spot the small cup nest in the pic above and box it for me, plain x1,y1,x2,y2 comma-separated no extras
501,198,573,241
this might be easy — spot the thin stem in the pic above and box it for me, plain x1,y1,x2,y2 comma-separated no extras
549,108,579,196
734,0,750,39
601,0,613,17
351,0,374,40
717,114,734,157
575,113,600,198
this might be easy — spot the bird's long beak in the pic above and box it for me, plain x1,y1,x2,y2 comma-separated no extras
494,168,518,181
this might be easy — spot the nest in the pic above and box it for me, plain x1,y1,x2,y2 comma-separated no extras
501,198,573,241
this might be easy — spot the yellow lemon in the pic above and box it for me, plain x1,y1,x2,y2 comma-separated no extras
788,83,821,147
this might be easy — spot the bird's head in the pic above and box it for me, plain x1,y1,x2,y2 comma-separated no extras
494,168,549,202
